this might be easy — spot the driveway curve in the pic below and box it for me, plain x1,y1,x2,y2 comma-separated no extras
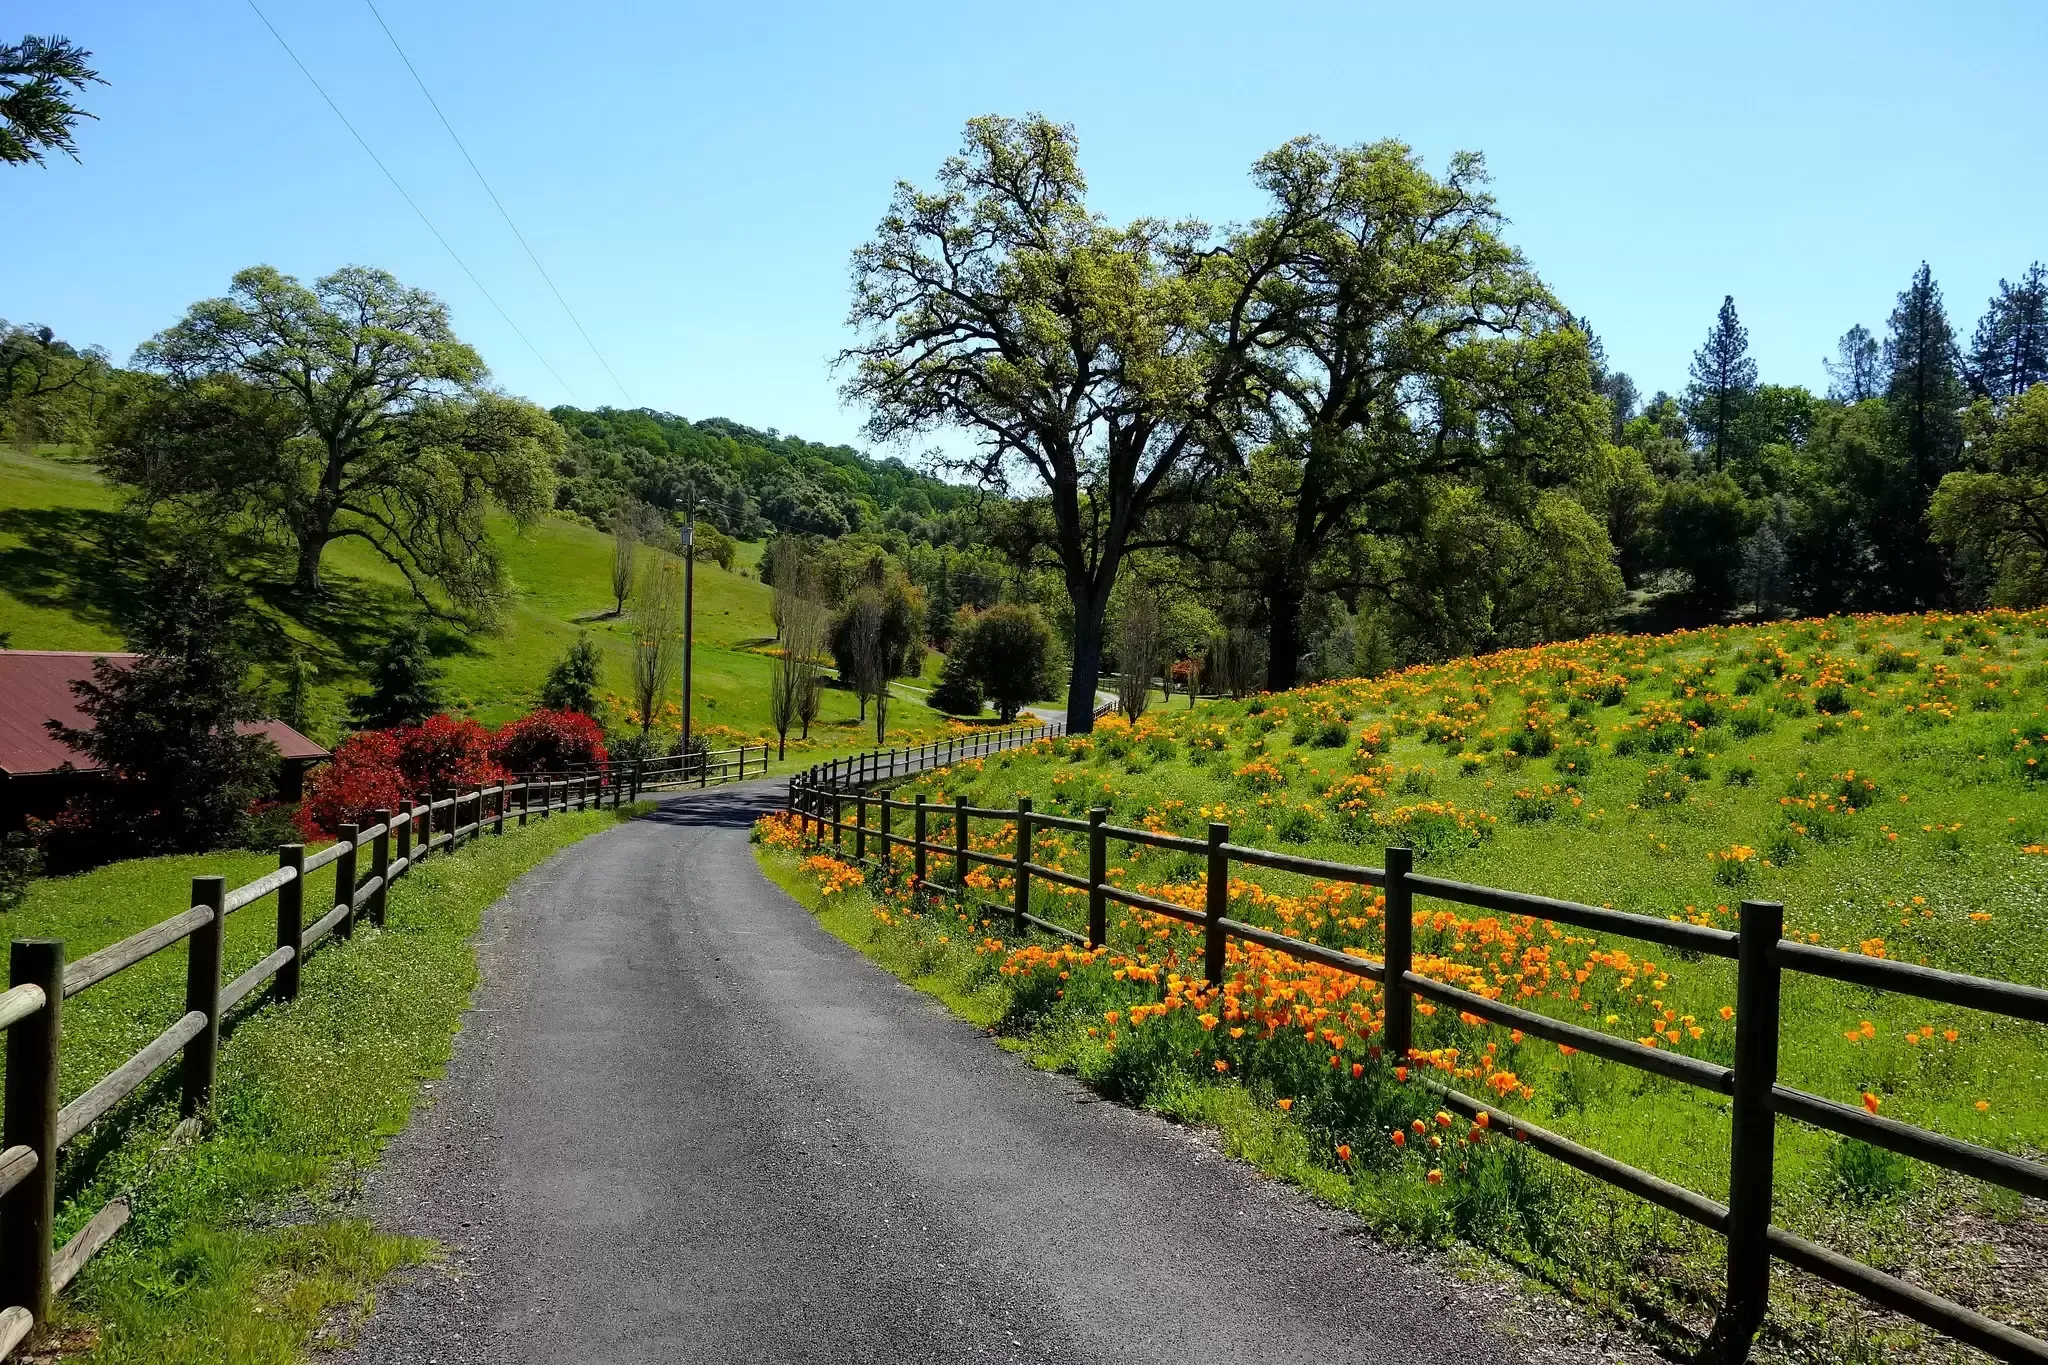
335,781,1526,1365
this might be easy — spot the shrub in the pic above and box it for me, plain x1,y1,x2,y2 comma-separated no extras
394,714,503,792
297,729,411,838
539,635,602,714
494,708,608,776
927,649,984,716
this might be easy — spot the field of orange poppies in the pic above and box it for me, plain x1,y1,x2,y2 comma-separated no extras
756,608,2048,1363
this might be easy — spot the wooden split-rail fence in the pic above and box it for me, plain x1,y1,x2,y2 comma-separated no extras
0,767,649,1360
787,732,2048,1365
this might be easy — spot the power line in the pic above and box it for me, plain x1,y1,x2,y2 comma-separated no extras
241,0,582,404
364,0,633,407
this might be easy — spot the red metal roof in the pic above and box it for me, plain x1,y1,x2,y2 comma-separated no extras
0,650,330,776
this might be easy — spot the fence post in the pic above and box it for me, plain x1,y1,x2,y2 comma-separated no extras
496,783,508,832
183,875,225,1118
914,796,928,884
335,824,358,939
1714,898,1785,1361
879,798,892,876
1013,796,1033,934
1384,846,1415,1063
275,843,305,1001
854,793,866,862
954,795,968,886
1203,822,1230,987
370,809,391,928
831,786,842,847
518,781,530,827
1088,808,1108,949
395,797,413,876
0,938,62,1327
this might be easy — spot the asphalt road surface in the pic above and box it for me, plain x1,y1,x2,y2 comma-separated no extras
335,782,1526,1365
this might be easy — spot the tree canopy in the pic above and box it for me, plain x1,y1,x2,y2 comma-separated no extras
103,265,560,619
1,34,102,167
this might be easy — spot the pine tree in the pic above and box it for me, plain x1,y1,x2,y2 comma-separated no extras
1969,263,2048,407
350,623,445,729
1885,263,1966,497
539,634,601,714
1685,296,1758,471
1824,324,1883,402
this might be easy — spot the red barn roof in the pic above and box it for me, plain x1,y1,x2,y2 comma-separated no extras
0,650,329,777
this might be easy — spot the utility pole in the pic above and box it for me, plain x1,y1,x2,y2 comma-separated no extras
680,512,695,762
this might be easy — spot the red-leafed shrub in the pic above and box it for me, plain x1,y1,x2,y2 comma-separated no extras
393,714,504,792
492,708,608,776
297,729,411,839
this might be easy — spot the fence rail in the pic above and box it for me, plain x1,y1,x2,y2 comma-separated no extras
512,742,771,796
787,737,2048,1365
0,769,631,1359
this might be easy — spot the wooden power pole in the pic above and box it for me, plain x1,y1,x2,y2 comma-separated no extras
680,516,695,760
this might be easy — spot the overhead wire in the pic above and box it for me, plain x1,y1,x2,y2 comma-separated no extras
363,0,633,406
241,0,583,403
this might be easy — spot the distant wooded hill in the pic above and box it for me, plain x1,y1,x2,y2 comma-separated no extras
551,406,976,540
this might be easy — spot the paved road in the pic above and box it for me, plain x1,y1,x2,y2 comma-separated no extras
336,782,1526,1365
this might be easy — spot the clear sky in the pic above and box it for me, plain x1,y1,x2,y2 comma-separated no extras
5,1,2043,452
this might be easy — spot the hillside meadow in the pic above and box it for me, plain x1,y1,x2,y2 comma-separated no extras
762,608,2048,1362
0,445,959,755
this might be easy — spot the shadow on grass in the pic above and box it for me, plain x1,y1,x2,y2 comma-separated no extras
0,505,439,688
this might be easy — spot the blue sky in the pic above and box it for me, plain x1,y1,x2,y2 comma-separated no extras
5,1,2043,452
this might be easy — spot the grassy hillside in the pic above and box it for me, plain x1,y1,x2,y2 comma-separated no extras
769,609,2048,1360
0,446,962,757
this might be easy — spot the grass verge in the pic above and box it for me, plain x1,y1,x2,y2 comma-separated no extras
18,803,647,1364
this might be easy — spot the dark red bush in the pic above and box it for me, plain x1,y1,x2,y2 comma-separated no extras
493,708,608,776
297,729,410,839
392,714,504,793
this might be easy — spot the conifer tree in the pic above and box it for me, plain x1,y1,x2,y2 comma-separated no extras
350,623,445,729
1824,324,1883,402
1685,296,1758,471
1885,263,1966,497
1969,263,2048,408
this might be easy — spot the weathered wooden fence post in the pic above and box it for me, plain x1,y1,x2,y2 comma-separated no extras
1,938,63,1327
1088,808,1108,949
496,783,508,832
275,843,304,1001
370,809,391,927
1013,796,1033,934
879,799,892,876
335,824,358,939
1204,823,1229,987
1383,846,1415,1062
183,875,226,1118
1714,898,1785,1360
954,795,968,886
853,793,866,863
913,796,928,884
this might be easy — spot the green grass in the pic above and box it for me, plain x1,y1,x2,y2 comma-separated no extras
759,607,2048,1365
7,803,642,1362
0,446,964,757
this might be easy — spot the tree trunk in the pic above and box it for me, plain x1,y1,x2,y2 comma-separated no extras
778,732,787,760
1264,571,1307,693
874,692,887,744
293,531,332,595
1064,593,1108,734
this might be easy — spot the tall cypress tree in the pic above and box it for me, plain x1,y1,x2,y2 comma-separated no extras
1968,262,2048,407
1884,263,1965,498
1685,295,1758,471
